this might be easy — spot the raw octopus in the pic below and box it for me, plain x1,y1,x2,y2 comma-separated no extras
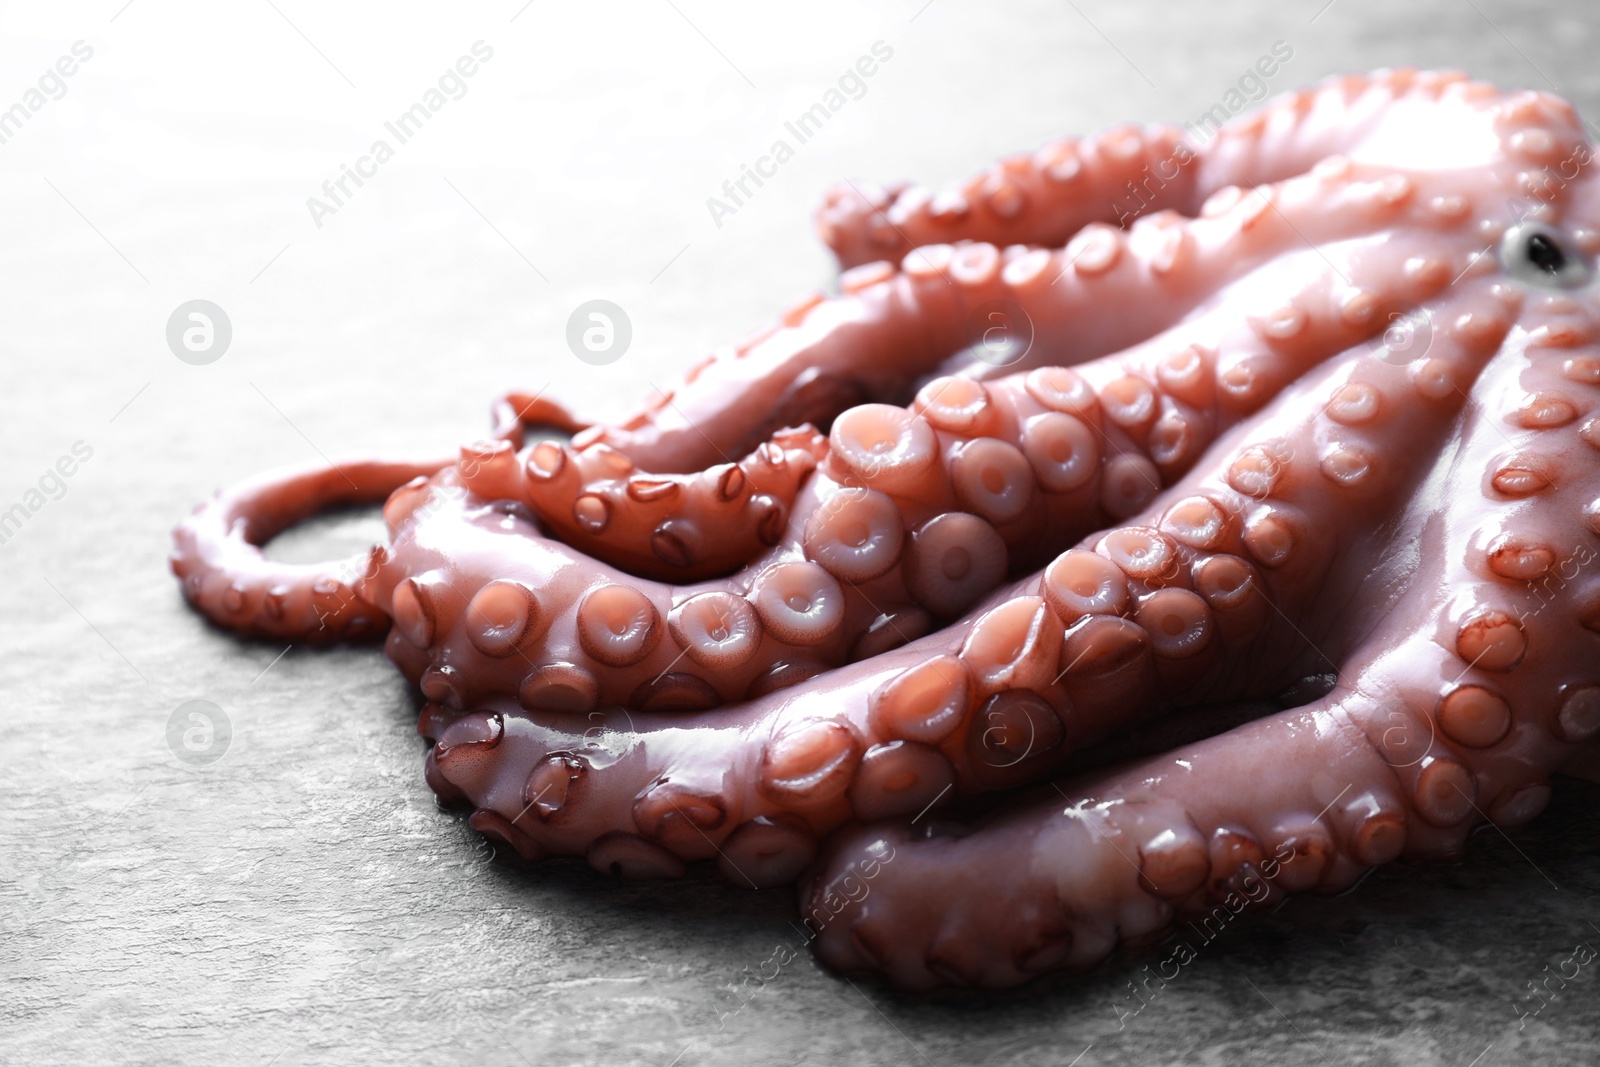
173,69,1600,990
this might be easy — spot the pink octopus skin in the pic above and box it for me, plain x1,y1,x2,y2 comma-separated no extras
171,68,1600,990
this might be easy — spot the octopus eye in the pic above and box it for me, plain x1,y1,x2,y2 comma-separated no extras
1501,221,1589,288
1526,232,1565,274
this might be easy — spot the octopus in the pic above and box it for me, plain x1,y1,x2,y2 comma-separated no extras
173,69,1600,991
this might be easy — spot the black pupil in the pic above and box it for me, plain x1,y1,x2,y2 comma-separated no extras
1527,232,1566,275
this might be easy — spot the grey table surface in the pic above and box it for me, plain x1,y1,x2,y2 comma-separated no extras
5,1,1600,1064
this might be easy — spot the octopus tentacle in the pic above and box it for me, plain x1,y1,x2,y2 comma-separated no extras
800,690,1417,990
170,457,444,642
488,389,590,441
172,390,566,644
574,244,1170,475
1194,68,1588,198
817,124,1201,271
456,428,826,582
815,68,1573,278
378,469,1010,714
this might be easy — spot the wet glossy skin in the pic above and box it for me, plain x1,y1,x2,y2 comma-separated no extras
173,69,1600,989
